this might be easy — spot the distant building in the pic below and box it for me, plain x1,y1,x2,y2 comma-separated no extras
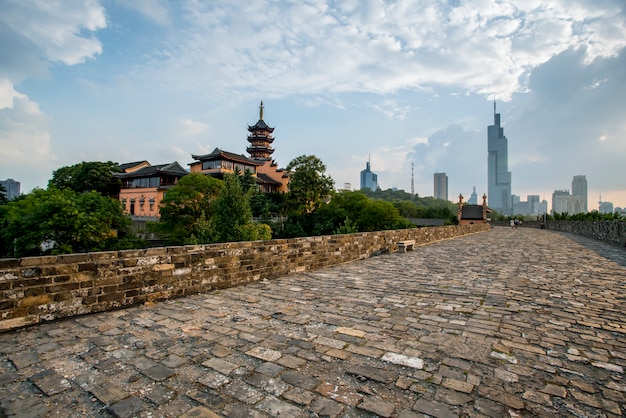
433,172,448,201
468,186,478,205
512,194,547,215
487,101,512,215
0,178,20,200
571,175,588,213
360,159,378,191
598,194,614,213
552,189,585,215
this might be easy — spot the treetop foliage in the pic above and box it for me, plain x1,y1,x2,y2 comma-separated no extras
49,161,122,197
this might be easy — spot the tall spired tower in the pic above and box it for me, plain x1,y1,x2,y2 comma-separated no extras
247,101,275,161
487,100,512,215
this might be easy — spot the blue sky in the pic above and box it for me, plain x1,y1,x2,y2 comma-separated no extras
1,0,625,210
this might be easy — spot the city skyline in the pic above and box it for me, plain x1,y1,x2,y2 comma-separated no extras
1,1,625,209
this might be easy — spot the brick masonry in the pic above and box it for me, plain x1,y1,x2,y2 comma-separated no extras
497,220,626,247
0,224,489,331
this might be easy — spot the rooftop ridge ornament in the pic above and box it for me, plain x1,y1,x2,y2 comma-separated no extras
259,100,264,121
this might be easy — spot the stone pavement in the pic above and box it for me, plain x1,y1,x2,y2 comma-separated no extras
0,227,625,418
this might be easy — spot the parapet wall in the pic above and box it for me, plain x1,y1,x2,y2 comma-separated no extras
545,220,625,247
501,220,626,247
0,224,489,331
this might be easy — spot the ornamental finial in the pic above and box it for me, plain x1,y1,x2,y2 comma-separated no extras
259,100,264,121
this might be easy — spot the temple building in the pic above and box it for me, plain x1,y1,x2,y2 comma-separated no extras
115,161,187,217
246,101,289,192
189,101,288,193
457,192,491,225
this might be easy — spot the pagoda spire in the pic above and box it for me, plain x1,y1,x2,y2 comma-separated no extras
247,101,275,161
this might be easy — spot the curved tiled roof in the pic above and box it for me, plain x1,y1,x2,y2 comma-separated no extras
190,148,262,165
248,119,274,133
113,162,187,178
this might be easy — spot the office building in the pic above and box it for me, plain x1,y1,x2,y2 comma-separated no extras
434,172,448,201
487,101,512,215
512,194,546,215
360,160,378,191
0,178,20,200
571,175,588,213
552,189,585,215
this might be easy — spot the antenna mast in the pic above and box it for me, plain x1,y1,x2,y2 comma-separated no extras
411,162,415,196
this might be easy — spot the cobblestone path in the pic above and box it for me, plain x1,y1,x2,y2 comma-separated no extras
0,227,624,417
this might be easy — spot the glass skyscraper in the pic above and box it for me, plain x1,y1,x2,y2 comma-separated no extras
571,175,588,213
487,102,512,215
360,161,378,191
433,172,448,201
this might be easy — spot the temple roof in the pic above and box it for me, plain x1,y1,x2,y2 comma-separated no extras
248,119,274,133
119,160,150,173
113,162,187,179
460,205,486,220
191,147,262,166
256,173,282,186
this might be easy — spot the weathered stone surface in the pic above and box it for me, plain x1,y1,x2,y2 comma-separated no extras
0,227,624,417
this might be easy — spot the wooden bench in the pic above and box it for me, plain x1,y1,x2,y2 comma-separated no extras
397,240,415,253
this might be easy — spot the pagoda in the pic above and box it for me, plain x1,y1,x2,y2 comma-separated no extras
247,101,275,161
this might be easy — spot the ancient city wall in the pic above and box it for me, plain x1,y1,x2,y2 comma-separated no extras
0,224,489,331
504,220,626,247
544,220,625,247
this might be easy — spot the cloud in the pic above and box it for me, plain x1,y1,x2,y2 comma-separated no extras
370,99,413,120
131,0,626,101
178,118,209,137
118,0,171,25
0,0,106,66
0,81,55,190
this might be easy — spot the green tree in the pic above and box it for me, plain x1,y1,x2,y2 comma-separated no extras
241,168,257,193
49,161,122,197
0,188,135,257
0,184,8,206
357,200,404,232
286,155,334,214
150,173,223,244
214,173,271,242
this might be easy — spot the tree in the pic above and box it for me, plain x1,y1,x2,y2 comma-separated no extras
0,188,136,258
214,173,271,242
0,184,7,206
357,200,406,232
150,173,223,244
286,155,334,214
49,161,123,197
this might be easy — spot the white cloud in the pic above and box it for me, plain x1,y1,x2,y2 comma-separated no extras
0,84,55,191
0,78,25,110
0,0,106,65
119,0,170,25
131,0,625,101
178,118,209,136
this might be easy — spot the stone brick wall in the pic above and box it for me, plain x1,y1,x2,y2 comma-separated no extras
544,220,625,247
495,220,626,247
0,224,489,331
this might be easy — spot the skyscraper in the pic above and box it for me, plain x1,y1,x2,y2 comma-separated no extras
487,101,512,215
0,178,20,200
360,159,378,191
434,172,448,201
571,175,588,213
468,186,478,204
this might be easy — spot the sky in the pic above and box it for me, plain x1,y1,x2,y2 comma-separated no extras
1,0,625,212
